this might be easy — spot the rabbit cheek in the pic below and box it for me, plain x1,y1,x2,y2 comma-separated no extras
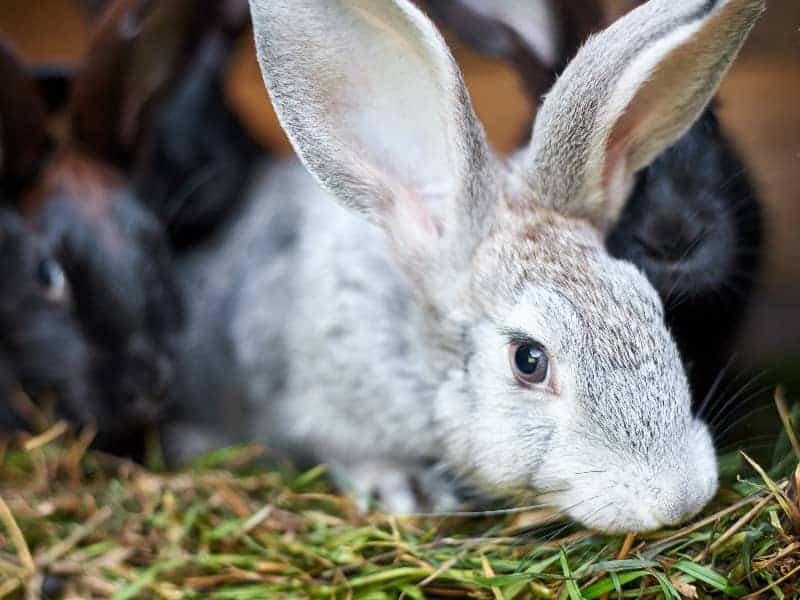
30,156,182,430
436,317,564,495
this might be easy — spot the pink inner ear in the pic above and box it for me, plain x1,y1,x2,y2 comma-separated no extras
392,187,444,241
601,89,652,192
602,130,630,192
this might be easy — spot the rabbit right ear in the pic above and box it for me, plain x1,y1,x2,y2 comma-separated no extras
522,0,764,230
0,39,50,190
250,0,495,280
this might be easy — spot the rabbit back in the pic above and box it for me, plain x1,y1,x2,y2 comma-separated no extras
165,157,440,465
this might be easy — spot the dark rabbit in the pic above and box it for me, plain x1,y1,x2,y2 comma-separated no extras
0,207,91,432
131,0,261,249
0,3,202,451
606,111,762,397
0,0,258,452
78,0,259,250
424,0,763,401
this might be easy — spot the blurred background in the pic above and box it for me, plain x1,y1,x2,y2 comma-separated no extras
1,0,797,386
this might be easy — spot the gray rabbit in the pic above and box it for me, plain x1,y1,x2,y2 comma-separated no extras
167,0,764,533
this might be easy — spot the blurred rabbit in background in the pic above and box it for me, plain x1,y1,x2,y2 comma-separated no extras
425,0,764,404
0,0,262,454
0,206,91,431
0,0,248,453
129,0,261,250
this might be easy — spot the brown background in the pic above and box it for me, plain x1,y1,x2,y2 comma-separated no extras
1,0,798,369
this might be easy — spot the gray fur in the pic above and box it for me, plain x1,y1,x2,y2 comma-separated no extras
168,0,763,532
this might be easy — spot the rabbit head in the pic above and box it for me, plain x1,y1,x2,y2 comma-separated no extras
24,158,183,435
251,0,763,531
427,0,765,399
0,207,92,428
0,3,195,443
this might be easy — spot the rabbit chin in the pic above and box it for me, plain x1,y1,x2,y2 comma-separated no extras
534,419,718,533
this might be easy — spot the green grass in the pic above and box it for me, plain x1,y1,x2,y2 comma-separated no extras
0,392,798,599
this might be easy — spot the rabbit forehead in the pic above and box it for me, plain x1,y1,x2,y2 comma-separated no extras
490,253,670,368
475,211,663,329
472,213,687,411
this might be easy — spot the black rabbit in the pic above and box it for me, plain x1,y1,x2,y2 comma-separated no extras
131,0,260,249
80,0,259,250
0,207,91,432
425,0,763,401
0,3,192,452
0,0,261,453
606,110,762,396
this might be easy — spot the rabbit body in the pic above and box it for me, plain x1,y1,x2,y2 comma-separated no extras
170,160,440,470
164,0,764,533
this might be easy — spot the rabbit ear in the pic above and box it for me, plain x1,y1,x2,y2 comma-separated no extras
426,0,563,68
70,0,224,163
0,39,50,189
250,0,494,271
522,0,764,230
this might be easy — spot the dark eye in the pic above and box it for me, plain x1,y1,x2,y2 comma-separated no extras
510,343,549,386
37,258,67,302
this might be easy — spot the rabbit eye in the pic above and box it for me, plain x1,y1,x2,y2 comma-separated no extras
37,258,67,302
510,343,549,386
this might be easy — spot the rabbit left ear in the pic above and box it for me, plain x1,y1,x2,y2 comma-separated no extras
0,39,50,190
250,0,495,276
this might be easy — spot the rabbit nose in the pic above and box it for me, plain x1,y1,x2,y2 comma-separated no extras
648,496,693,527
130,395,163,422
125,335,174,396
